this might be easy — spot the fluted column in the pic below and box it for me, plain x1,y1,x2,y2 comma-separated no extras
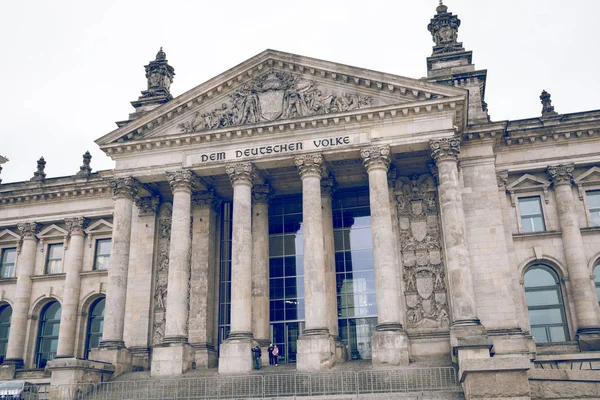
251,185,271,348
226,162,256,339
56,217,88,358
163,170,195,343
321,178,339,339
5,222,39,366
429,138,480,327
295,154,329,334
548,164,600,350
100,177,138,348
360,146,403,330
219,162,256,374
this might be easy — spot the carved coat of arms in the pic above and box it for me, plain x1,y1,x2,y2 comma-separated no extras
178,71,373,132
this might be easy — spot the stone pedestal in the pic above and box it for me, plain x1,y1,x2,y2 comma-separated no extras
459,356,532,400
151,343,194,377
191,343,217,369
88,347,132,378
577,328,600,351
371,330,410,367
47,358,113,400
218,339,253,374
296,334,335,372
0,363,16,379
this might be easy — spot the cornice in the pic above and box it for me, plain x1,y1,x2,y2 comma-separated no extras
97,50,467,147
0,176,111,206
99,96,466,158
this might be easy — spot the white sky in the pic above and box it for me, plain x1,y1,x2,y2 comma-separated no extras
0,0,598,184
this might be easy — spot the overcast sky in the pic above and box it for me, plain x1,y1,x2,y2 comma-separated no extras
0,0,598,184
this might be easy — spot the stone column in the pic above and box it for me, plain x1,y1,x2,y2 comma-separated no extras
219,162,256,374
548,164,600,350
430,138,488,352
188,190,220,369
251,184,271,364
151,170,195,377
4,222,39,368
295,154,334,371
56,217,88,358
89,177,137,377
321,177,346,361
360,146,409,366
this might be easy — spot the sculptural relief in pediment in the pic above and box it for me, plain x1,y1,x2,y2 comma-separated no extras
176,71,375,133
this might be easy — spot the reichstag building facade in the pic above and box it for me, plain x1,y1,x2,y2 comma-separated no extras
0,3,598,398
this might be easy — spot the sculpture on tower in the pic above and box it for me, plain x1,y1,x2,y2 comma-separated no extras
427,1,464,54
129,48,176,118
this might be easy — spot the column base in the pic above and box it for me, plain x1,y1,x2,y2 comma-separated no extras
0,361,18,379
459,356,532,400
129,346,150,371
47,358,114,398
88,346,132,378
576,327,600,351
190,343,217,369
333,336,348,362
151,342,194,377
218,337,254,374
450,321,491,363
296,332,334,372
487,328,533,356
371,329,409,367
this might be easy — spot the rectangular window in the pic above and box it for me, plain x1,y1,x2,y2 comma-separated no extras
0,248,16,278
587,190,600,227
45,243,64,274
519,196,546,233
94,239,112,270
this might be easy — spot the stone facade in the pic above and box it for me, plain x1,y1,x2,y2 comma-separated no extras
0,3,599,399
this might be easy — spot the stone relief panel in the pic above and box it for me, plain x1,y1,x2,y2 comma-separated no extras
396,174,450,329
177,71,373,132
152,211,171,345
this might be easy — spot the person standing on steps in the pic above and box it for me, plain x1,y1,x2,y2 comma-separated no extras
268,343,275,366
252,345,262,370
272,344,279,367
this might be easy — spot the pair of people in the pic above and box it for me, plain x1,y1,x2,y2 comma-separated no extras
267,343,279,366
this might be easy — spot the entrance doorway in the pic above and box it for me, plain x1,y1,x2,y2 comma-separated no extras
271,321,305,363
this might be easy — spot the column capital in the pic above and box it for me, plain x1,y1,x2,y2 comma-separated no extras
496,170,508,189
320,177,336,197
252,184,273,204
192,189,222,211
166,170,198,193
135,196,161,215
226,162,256,186
295,154,324,179
65,217,89,236
360,145,391,172
547,164,574,187
17,222,40,239
108,177,140,200
430,137,460,164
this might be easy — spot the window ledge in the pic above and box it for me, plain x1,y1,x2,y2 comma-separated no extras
31,273,66,281
80,269,109,277
513,230,561,240
581,226,600,234
0,277,17,284
535,341,580,355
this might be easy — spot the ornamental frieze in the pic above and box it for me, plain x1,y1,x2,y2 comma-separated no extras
152,212,171,345
177,71,373,132
396,174,450,329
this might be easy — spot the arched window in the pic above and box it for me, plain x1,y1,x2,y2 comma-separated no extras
594,262,600,304
0,305,12,363
35,301,61,368
524,265,569,343
85,297,105,358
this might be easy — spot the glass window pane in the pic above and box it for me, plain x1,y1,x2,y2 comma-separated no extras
594,265,600,284
587,190,600,209
519,197,542,216
269,236,284,257
548,326,567,342
270,278,284,300
524,268,557,287
269,258,284,278
525,290,560,307
529,308,564,325
531,327,548,343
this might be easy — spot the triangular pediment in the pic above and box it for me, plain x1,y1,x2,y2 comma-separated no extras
575,166,600,186
96,49,467,147
0,229,20,244
85,219,113,235
506,174,550,192
37,224,68,240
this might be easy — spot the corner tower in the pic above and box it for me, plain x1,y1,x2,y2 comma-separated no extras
426,2,489,124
